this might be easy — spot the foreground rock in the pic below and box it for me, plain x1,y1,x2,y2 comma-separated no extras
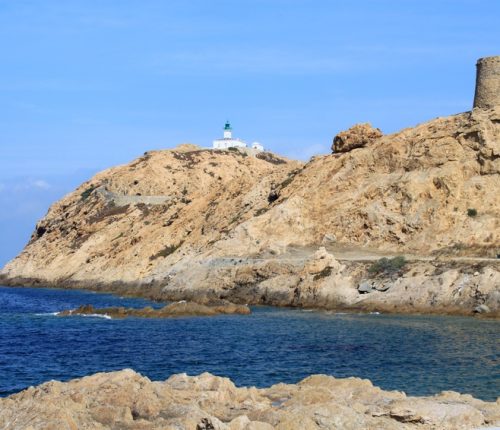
58,301,250,318
1,370,498,430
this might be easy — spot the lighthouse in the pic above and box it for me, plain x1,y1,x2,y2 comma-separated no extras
212,121,248,150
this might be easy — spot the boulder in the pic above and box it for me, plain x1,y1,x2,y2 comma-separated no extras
304,247,344,275
332,123,383,153
474,304,491,314
358,282,375,294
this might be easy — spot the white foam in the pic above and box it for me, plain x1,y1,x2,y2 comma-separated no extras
42,310,113,319
81,313,112,320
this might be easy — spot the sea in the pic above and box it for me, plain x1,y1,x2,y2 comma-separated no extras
0,285,498,400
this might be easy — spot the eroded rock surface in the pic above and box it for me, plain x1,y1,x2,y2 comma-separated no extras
331,122,383,153
1,370,498,430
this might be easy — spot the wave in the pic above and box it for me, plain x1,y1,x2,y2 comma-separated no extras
35,311,112,319
79,313,112,320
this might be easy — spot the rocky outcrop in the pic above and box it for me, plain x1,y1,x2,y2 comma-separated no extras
1,369,498,429
331,122,382,153
57,301,251,318
3,248,498,317
1,108,499,317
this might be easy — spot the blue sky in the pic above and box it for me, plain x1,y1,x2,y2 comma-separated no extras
0,0,499,266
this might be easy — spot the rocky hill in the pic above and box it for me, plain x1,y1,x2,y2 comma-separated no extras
1,369,499,430
1,108,499,316
1,144,301,284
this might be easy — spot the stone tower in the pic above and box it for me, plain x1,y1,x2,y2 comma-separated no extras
473,56,500,109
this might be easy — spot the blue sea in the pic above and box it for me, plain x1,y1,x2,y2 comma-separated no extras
0,285,498,400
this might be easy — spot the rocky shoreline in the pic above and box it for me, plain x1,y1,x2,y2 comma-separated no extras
1,369,499,429
2,248,499,318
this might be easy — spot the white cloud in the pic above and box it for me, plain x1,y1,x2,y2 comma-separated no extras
31,180,51,190
284,143,330,161
5,179,52,192
149,49,351,76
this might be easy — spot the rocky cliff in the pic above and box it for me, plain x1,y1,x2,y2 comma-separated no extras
1,108,499,316
1,370,499,429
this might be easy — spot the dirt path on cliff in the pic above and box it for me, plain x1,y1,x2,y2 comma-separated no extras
254,245,500,264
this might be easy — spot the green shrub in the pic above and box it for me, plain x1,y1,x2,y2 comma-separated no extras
80,185,97,201
467,208,477,217
255,207,268,217
368,256,407,276
313,266,332,281
279,168,301,190
149,241,184,260
280,174,295,189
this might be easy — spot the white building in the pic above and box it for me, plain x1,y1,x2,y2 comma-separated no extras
212,121,264,151
251,142,264,151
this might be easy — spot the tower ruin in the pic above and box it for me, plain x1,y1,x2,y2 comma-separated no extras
473,56,500,109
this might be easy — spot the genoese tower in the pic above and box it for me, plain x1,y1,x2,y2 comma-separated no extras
473,56,500,109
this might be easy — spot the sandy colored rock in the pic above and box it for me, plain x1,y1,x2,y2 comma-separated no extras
57,300,250,318
303,246,344,274
331,122,383,153
0,369,498,430
1,108,500,317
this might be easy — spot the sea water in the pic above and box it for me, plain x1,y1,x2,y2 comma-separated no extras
0,285,498,400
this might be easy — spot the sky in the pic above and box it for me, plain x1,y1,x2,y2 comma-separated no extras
0,0,499,266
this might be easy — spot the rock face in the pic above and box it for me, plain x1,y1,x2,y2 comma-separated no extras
1,108,500,316
331,122,383,153
0,369,498,430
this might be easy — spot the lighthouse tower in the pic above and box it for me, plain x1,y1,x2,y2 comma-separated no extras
223,121,232,139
